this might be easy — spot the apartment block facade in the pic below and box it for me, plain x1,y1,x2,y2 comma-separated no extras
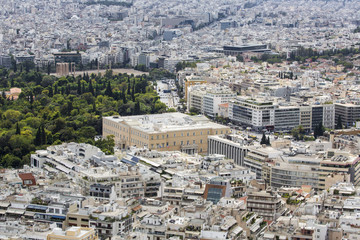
335,103,360,128
229,97,335,131
247,190,285,221
187,85,236,117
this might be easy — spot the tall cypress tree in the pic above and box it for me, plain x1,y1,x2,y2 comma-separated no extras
16,123,20,135
131,80,135,101
122,90,127,104
48,87,53,97
67,101,73,115
89,80,94,95
260,132,267,145
81,82,85,94
127,77,131,94
77,79,82,95
41,125,46,145
105,81,112,97
35,126,41,146
134,101,140,115
92,102,97,113
65,84,70,95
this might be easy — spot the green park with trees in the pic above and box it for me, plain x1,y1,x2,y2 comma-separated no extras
0,67,169,168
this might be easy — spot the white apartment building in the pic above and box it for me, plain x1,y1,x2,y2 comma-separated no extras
229,97,335,131
229,97,276,131
187,84,236,117
79,167,145,199
322,104,335,129
187,86,205,113
31,143,106,175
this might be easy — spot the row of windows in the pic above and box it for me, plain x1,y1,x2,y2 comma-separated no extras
150,131,213,140
150,139,204,148
131,138,146,146
131,129,148,139
48,208,65,214
107,121,129,133
68,217,88,222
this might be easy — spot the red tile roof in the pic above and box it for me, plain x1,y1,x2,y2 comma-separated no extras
18,173,36,186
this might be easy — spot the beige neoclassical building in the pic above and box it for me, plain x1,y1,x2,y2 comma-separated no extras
103,112,230,154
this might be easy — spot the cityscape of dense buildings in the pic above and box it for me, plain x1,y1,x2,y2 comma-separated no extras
2,0,360,239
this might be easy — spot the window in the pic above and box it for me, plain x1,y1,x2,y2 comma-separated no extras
200,139,202,144
207,187,223,204
187,132,189,136
174,142,176,146
193,140,195,144
157,135,159,139
193,132,195,136
181,141,183,145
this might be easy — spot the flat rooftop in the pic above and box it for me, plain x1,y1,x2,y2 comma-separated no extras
104,113,229,133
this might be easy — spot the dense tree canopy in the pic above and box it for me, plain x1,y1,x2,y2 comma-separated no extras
0,68,168,168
